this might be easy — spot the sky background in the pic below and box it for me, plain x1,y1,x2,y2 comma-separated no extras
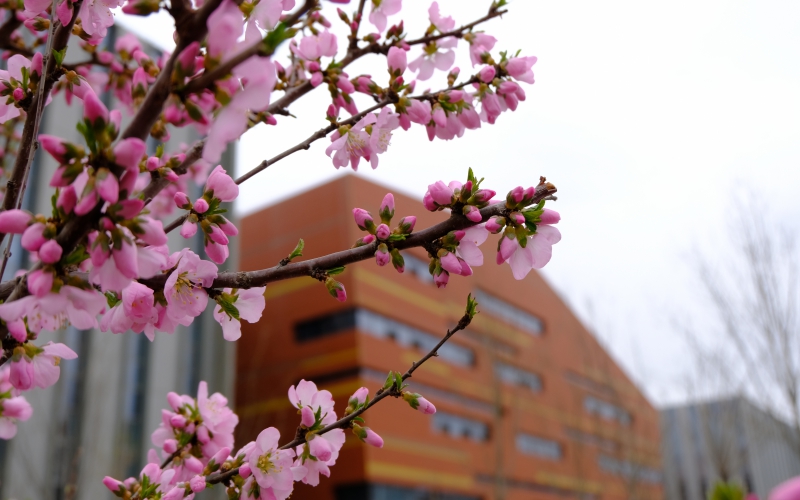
119,0,800,406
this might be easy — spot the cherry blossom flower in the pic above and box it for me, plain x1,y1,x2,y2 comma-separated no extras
164,250,218,321
0,285,106,333
456,224,489,268
213,287,267,341
290,30,338,60
79,0,126,38
506,55,538,84
0,55,31,124
0,366,32,439
246,427,296,499
367,107,400,168
8,342,77,391
408,37,457,81
369,0,402,33
428,1,455,32
497,223,562,279
325,114,376,170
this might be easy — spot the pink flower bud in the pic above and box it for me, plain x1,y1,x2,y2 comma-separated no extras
102,477,125,493
12,88,23,101
452,230,465,242
387,46,407,73
439,252,462,275
540,209,560,225
364,428,383,448
95,169,119,204
434,271,449,288
301,406,315,427
205,240,229,264
211,447,231,465
523,186,535,200
508,186,524,204
350,387,369,405
307,61,321,72
239,463,252,479
479,65,496,82
432,106,446,127
162,487,184,500
485,216,504,233
167,392,183,411
163,438,178,454
83,91,109,124
193,198,209,214
174,191,190,208
375,244,390,266
31,52,43,77
310,71,324,86
308,434,333,461
208,225,229,245
38,239,62,264
57,186,77,214
379,193,395,218
448,90,464,102
512,212,525,225
132,67,148,91
7,319,26,343
177,41,200,73
180,220,197,239
0,209,32,234
397,216,416,234
375,223,390,240
197,425,210,443
352,208,374,231
39,135,69,164
426,181,454,206
27,269,53,297
473,189,496,203
113,138,146,172
190,475,206,493
146,157,160,171
463,205,482,222
417,396,437,414
362,234,376,245
326,104,337,119
206,165,239,202
218,220,238,236
21,222,46,252
184,455,203,474
497,235,518,264
170,414,187,428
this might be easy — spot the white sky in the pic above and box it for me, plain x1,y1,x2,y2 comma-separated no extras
119,0,800,406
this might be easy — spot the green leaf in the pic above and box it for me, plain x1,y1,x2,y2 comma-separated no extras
216,295,240,320
387,234,407,242
465,293,479,319
383,371,394,390
52,48,67,67
393,371,403,391
289,239,304,260
64,245,89,266
327,266,346,276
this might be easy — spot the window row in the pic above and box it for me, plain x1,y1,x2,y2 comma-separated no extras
584,395,632,426
597,455,661,484
295,308,475,366
473,290,543,335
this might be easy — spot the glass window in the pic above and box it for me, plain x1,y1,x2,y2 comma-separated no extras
295,309,357,342
515,433,562,460
473,290,543,335
494,362,542,392
431,411,489,442
402,253,434,284
597,455,662,484
583,395,631,426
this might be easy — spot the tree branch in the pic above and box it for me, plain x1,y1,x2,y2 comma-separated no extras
206,308,475,485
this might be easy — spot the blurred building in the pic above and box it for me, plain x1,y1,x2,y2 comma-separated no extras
661,397,800,500
0,26,236,499
237,176,663,500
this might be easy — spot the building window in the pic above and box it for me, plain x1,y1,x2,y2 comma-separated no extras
473,290,543,335
583,396,631,426
515,433,562,460
403,253,434,284
494,362,542,392
597,455,661,484
295,309,475,367
336,483,481,500
563,428,618,453
432,411,489,442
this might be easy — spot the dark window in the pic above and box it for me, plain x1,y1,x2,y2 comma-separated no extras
295,309,357,342
515,433,562,460
473,290,543,335
431,412,489,442
336,483,481,500
295,309,474,366
494,362,542,392
583,395,631,426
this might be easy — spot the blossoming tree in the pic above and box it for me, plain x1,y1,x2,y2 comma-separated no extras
0,0,560,496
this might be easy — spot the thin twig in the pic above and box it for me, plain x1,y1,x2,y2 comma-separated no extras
206,309,475,485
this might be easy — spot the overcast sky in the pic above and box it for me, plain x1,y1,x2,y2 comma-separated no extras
120,0,800,406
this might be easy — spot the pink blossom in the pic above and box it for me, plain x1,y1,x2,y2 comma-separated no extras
197,381,238,453
57,186,77,214
428,1,455,32
289,379,335,416
164,250,218,321
406,99,432,124
113,137,146,172
349,387,369,406
479,65,496,82
291,30,338,60
425,180,454,206
408,37,456,81
468,33,496,66
433,270,449,288
0,56,30,123
207,0,244,59
39,135,69,164
456,224,488,267
506,55,538,84
205,240,230,264
9,342,77,391
375,244,390,266
212,287,266,341
205,165,239,202
20,222,46,252
247,427,296,499
387,46,407,73
0,392,32,439
0,209,32,234
79,0,126,38
417,396,436,414
190,475,205,492
369,0,402,32
301,406,315,427
83,90,109,124
250,0,289,30
367,107,400,168
498,224,562,279
27,269,53,298
325,114,376,170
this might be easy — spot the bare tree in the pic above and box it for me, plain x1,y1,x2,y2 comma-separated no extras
686,201,800,458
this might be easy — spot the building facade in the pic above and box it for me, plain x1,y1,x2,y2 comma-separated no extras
661,397,800,500
0,27,236,499
237,176,663,500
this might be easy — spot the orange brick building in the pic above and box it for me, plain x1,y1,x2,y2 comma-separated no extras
237,176,662,500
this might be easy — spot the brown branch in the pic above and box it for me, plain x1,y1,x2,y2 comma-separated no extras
206,308,475,485
140,183,556,293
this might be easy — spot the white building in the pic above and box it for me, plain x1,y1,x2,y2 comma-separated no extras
0,26,236,499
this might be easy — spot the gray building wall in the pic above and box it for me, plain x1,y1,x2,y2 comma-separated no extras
0,26,236,499
661,397,800,500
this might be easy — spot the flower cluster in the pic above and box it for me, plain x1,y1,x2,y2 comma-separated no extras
0,365,32,439
352,192,416,272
